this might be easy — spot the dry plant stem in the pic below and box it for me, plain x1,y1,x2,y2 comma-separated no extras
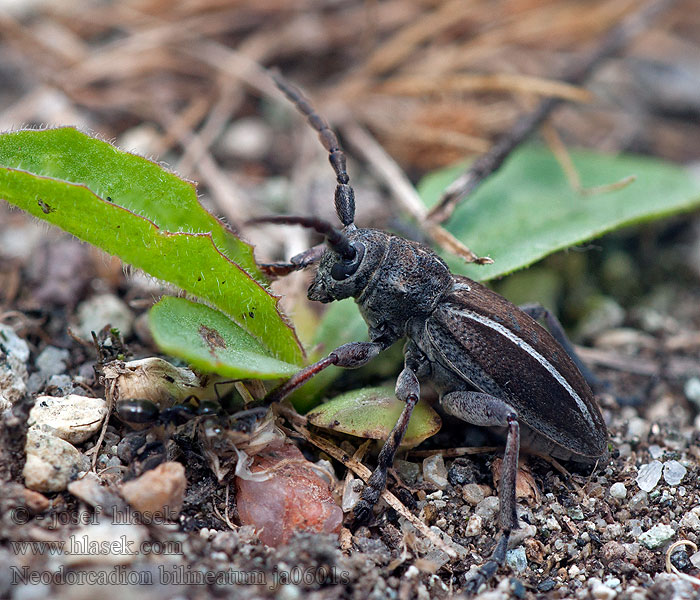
342,120,492,264
427,0,679,225
289,422,458,559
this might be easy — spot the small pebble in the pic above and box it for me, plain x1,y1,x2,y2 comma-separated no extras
28,394,108,444
648,444,663,459
679,507,700,531
662,460,687,486
422,454,448,489
690,550,700,569
475,496,500,522
684,377,700,405
35,346,70,377
626,417,649,440
220,117,273,161
461,483,485,505
590,579,617,600
505,546,527,573
628,490,648,512
636,460,663,492
76,293,134,341
609,482,627,499
537,579,556,592
638,524,675,549
670,549,691,572
0,323,30,410
23,426,88,492
120,461,187,519
465,514,482,536
394,459,420,485
447,458,477,486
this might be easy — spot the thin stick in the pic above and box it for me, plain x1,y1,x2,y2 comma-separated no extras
292,423,459,559
342,120,492,265
426,0,678,225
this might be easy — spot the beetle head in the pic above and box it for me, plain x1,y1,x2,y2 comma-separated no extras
308,228,389,303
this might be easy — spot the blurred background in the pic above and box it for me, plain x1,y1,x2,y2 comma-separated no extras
1,0,699,347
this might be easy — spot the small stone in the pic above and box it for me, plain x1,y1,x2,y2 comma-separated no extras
465,514,482,536
475,496,500,522
76,293,134,341
602,541,625,563
684,377,700,406
394,459,420,485
537,579,556,592
447,458,477,486
341,477,363,513
28,395,108,444
626,417,649,440
638,524,675,549
35,346,70,377
679,506,700,531
590,580,617,600
628,490,648,512
609,482,627,499
120,461,187,519
0,323,30,409
422,454,448,489
22,488,50,514
505,546,527,573
461,483,485,505
567,506,585,520
662,460,687,486
690,550,700,569
568,564,581,578
670,549,691,571
648,444,664,459
636,460,663,492
23,426,88,492
220,117,273,161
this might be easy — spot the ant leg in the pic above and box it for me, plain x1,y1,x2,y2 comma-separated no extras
440,391,520,593
265,341,385,403
258,244,326,278
354,365,420,523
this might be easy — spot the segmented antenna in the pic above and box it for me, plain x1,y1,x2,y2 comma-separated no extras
271,72,356,228
247,215,356,261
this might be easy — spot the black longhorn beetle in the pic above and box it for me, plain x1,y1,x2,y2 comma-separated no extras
250,74,609,593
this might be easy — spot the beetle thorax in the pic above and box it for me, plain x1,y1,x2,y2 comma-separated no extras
308,229,453,343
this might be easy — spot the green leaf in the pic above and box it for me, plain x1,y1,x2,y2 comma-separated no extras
149,297,299,379
0,127,262,278
307,385,441,448
0,129,304,365
418,146,700,281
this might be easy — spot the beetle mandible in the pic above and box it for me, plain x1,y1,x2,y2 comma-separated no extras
251,73,609,592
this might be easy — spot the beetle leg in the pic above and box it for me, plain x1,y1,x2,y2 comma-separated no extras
265,341,385,403
441,391,520,592
354,365,420,523
258,243,326,278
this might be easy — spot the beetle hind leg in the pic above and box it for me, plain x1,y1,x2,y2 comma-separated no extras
441,391,520,592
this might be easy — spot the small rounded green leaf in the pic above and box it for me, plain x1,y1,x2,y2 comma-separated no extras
307,385,441,448
149,297,299,379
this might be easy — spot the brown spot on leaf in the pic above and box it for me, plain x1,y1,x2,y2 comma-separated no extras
37,199,55,214
199,324,227,354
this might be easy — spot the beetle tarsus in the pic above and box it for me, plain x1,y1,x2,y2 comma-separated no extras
463,531,511,595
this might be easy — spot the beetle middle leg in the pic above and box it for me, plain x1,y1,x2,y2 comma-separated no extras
441,391,520,592
353,364,420,523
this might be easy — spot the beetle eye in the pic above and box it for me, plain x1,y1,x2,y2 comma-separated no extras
331,242,364,281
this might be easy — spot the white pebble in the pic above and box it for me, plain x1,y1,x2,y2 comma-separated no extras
636,460,663,492
609,482,627,499
422,454,448,489
29,395,107,444
662,460,687,486
23,426,88,492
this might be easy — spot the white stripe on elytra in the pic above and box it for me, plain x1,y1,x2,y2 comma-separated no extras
457,308,596,429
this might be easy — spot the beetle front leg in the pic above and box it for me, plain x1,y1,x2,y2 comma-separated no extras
354,365,420,523
441,391,520,593
266,341,385,403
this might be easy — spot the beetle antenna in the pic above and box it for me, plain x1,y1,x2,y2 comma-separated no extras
247,215,356,260
271,71,356,228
